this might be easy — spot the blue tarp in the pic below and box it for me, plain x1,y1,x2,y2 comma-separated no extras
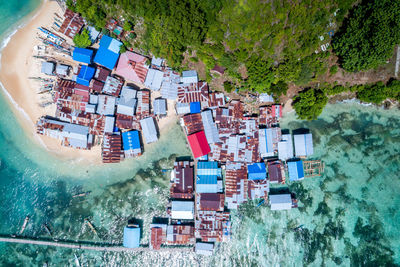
288,160,304,181
122,130,141,151
247,163,267,180
123,226,140,248
190,102,201,114
73,48,93,64
76,65,95,86
93,35,122,70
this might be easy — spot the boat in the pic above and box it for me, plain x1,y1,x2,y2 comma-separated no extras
72,191,91,198
84,219,97,235
19,216,30,235
43,224,52,236
74,253,81,267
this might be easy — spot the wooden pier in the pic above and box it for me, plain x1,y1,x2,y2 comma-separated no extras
303,160,325,177
0,236,191,253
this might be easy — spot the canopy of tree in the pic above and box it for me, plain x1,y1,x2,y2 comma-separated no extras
73,29,91,48
332,0,400,72
292,89,328,120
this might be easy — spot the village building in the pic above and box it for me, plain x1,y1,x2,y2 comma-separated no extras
195,211,230,242
259,127,282,158
149,224,167,250
182,113,203,135
117,86,137,116
136,90,150,118
72,48,93,64
269,194,293,211
59,9,84,39
102,76,124,96
190,102,201,114
197,193,224,211
123,225,140,248
151,57,164,69
211,65,225,76
54,80,89,112
36,117,92,150
140,117,158,144
287,160,305,181
176,102,191,115
259,105,282,127
170,201,194,220
259,93,274,103
195,242,214,256
76,65,95,86
177,82,209,109
55,64,69,77
145,68,164,91
166,225,195,245
294,133,314,157
87,26,100,43
247,162,269,200
224,162,248,209
208,92,225,109
181,70,198,84
94,35,122,70
278,133,294,161
89,80,104,93
105,18,124,38
96,95,116,116
267,160,285,184
161,70,180,100
41,61,54,75
187,131,210,159
153,98,167,116
201,110,220,144
170,161,194,199
196,161,221,193
102,134,124,163
122,130,142,158
115,51,149,84
94,66,111,83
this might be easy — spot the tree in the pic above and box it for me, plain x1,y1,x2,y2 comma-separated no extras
123,21,133,32
223,81,234,93
245,56,275,92
332,0,400,72
73,29,91,48
293,89,328,120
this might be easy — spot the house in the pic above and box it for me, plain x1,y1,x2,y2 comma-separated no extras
182,113,203,135
201,110,220,144
41,61,54,75
36,117,92,149
287,160,305,181
259,93,274,103
195,242,214,256
59,9,84,39
170,201,194,220
104,116,115,134
247,163,267,180
294,133,313,157
225,162,247,209
140,117,158,144
151,57,164,68
97,95,116,116
55,64,69,76
259,105,282,127
166,225,195,245
190,102,201,114
181,70,198,84
53,80,89,112
161,70,180,100
211,65,225,75
102,134,123,163
278,134,294,161
72,48,93,64
102,76,123,96
259,127,281,158
247,163,269,200
89,80,104,93
150,224,167,250
136,90,150,118
76,65,95,86
195,211,230,242
176,102,191,115
87,26,100,43
115,51,149,84
197,193,224,211
94,35,122,70
122,130,141,158
94,66,111,82
196,161,221,193
177,82,209,109
153,98,167,116
171,161,194,199
268,160,285,184
144,68,163,90
208,92,225,109
117,86,137,116
187,131,210,158
269,194,292,211
123,225,140,248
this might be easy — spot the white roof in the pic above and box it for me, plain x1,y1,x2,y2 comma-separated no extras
87,26,100,42
104,116,115,134
144,68,164,91
140,117,158,144
108,38,122,53
171,201,194,219
201,110,220,144
151,57,163,67
294,133,313,157
153,98,167,115
103,76,122,96
97,95,116,116
55,64,69,76
176,102,190,115
259,93,274,103
278,134,294,161
161,70,180,100
41,61,54,75
269,194,292,210
195,242,214,256
181,70,198,84
117,87,137,116
259,128,274,158
89,94,99,105
85,104,96,113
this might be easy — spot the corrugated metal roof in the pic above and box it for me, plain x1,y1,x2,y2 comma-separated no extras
247,163,266,180
41,61,54,75
201,110,220,144
140,117,158,144
153,98,167,115
144,68,164,91
72,48,93,64
269,194,292,210
288,160,305,181
171,201,194,219
181,70,198,84
123,226,140,248
97,95,116,116
294,133,313,157
176,102,190,115
93,35,122,70
278,134,294,161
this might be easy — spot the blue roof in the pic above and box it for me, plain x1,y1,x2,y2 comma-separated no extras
93,35,122,70
122,130,141,151
190,102,201,113
123,226,140,248
76,65,95,86
288,160,304,181
197,161,219,170
197,175,217,185
73,48,93,64
247,163,267,180
197,161,221,177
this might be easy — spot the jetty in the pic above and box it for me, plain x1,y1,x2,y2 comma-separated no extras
0,236,191,253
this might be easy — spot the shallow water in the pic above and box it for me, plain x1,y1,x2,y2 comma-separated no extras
0,2,399,266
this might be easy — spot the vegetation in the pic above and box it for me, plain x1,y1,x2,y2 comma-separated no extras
329,65,338,75
73,29,91,48
223,81,234,93
332,0,400,72
293,89,328,120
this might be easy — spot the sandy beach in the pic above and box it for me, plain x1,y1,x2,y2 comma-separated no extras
0,0,179,164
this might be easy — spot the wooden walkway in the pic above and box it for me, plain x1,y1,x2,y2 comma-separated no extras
0,237,191,253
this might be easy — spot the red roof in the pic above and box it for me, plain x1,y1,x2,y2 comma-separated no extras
187,131,210,158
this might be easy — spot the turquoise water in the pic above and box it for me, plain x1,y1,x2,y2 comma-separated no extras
0,1,399,266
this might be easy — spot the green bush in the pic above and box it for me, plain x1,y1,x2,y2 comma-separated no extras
73,29,91,48
330,65,338,75
223,81,234,93
293,89,328,120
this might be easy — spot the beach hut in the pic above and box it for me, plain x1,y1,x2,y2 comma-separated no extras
269,194,292,211
122,130,141,158
181,70,198,84
76,65,95,86
94,35,122,70
278,134,294,161
115,51,149,83
187,131,210,158
294,133,314,157
287,160,305,181
123,225,140,248
72,48,93,64
140,117,158,144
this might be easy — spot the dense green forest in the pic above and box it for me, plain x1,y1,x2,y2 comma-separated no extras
67,0,400,120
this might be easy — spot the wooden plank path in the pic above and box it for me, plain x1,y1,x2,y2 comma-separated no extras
0,237,191,253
